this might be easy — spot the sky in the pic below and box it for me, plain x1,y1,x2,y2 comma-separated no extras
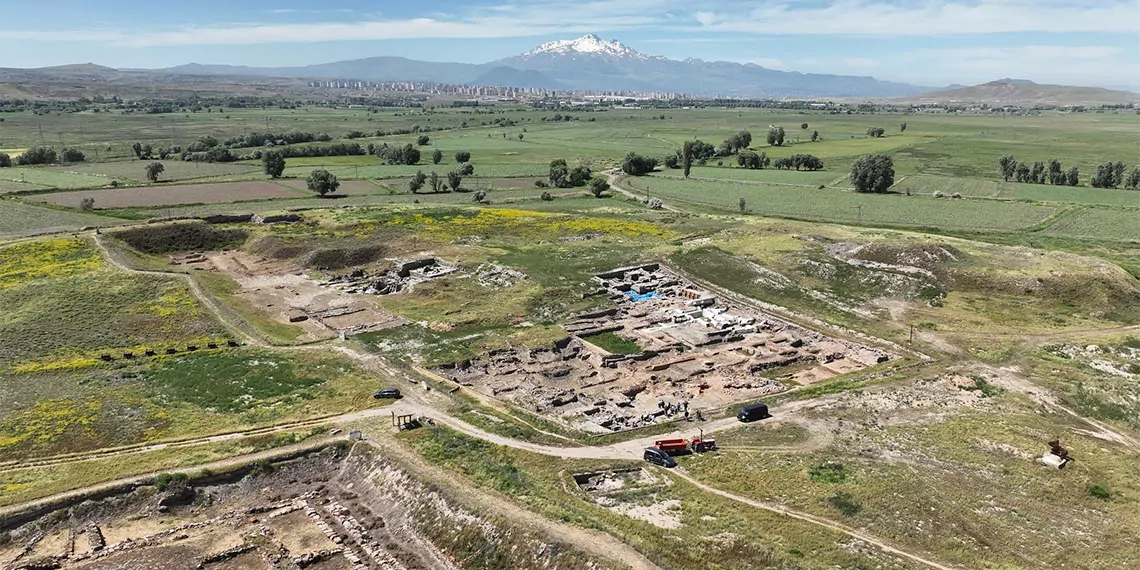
1,0,1137,89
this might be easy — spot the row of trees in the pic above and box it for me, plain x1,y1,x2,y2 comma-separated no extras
773,154,825,171
998,155,1079,186
1090,161,1139,190
0,146,86,166
549,159,593,188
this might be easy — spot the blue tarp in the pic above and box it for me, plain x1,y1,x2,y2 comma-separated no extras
623,291,659,302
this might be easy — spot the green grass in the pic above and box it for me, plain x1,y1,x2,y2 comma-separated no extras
1008,184,1140,207
147,351,324,413
45,159,260,183
626,176,1061,232
0,199,124,237
655,166,842,187
1040,207,1140,241
896,175,1003,197
3,167,108,189
581,331,642,355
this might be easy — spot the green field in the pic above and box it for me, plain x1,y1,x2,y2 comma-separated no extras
2,167,108,189
45,159,261,184
625,176,1061,231
654,166,843,187
0,199,122,236
1039,207,1140,241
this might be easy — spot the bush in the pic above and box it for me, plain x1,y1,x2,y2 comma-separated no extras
540,191,553,201
646,197,663,210
809,462,848,484
455,151,471,163
145,161,165,182
60,147,86,163
1088,484,1113,501
17,146,57,165
416,135,430,146
0,152,10,167
534,180,549,188
621,152,658,176
588,176,609,197
457,162,475,176
154,472,189,492
79,197,95,211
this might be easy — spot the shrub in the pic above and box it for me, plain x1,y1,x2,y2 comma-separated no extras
1088,484,1113,501
455,151,471,163
534,180,549,188
0,152,10,167
60,147,86,163
17,146,57,166
809,462,848,484
621,152,658,176
416,135,430,146
540,191,553,201
79,197,95,211
154,472,189,492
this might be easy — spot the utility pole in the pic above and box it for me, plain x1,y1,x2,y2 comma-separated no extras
857,204,862,224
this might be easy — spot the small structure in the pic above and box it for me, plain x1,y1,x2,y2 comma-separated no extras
1037,439,1074,469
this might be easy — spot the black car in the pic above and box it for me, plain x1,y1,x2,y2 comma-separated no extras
643,447,677,468
373,388,402,399
737,402,770,422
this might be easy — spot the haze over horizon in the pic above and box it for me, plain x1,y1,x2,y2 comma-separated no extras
1,0,1137,90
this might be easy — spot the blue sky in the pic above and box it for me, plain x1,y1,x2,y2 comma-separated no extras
1,0,1137,88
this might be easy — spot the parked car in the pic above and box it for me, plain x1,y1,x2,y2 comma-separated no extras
737,402,770,422
373,388,402,399
643,447,677,468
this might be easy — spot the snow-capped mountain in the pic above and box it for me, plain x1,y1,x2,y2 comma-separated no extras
520,34,656,60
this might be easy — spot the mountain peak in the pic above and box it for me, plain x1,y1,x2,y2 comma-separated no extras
522,34,648,60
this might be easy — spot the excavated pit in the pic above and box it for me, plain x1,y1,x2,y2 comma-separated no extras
0,445,614,570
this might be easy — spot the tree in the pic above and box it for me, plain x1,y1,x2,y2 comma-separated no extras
429,171,444,193
766,127,786,146
998,155,1017,182
1066,166,1080,187
1091,161,1127,188
0,153,10,167
58,148,85,163
810,130,820,142
737,150,770,170
866,127,886,138
409,170,427,193
262,151,286,178
1029,161,1045,184
801,123,808,130
131,142,143,159
549,158,570,188
379,143,420,165
518,133,524,140
569,165,592,187
900,122,907,133
850,154,894,193
473,189,487,203
681,141,694,177
722,130,752,155
432,148,443,164
589,176,610,198
739,197,746,212
457,162,475,176
447,169,464,192
540,191,554,201
663,153,679,169
16,146,57,166
1047,159,1065,185
145,162,165,183
621,153,658,176
455,151,471,163
416,135,430,146
306,168,339,196
1015,162,1030,183
788,154,824,171
1125,167,1140,190
79,197,95,211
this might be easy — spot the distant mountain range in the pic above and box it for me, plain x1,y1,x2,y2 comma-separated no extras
158,34,932,98
905,79,1139,106
3,37,1135,104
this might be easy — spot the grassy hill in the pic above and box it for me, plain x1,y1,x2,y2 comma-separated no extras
907,79,1139,106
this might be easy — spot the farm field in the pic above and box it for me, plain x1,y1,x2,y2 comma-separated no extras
653,166,843,186
43,159,261,184
1039,207,1140,241
0,180,50,194
30,181,305,208
276,178,387,195
0,199,123,236
1,168,107,190
1006,183,1140,207
623,176,1062,231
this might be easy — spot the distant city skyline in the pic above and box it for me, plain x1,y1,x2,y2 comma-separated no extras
1,0,1136,89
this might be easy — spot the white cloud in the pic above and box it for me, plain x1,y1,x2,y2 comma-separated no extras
689,1,1139,35
895,45,1140,85
1,0,1136,47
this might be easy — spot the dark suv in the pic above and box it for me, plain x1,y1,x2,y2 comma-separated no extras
373,388,402,399
643,447,677,468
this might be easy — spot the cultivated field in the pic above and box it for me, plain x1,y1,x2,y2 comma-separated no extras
624,176,1062,231
30,181,304,208
43,159,260,184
